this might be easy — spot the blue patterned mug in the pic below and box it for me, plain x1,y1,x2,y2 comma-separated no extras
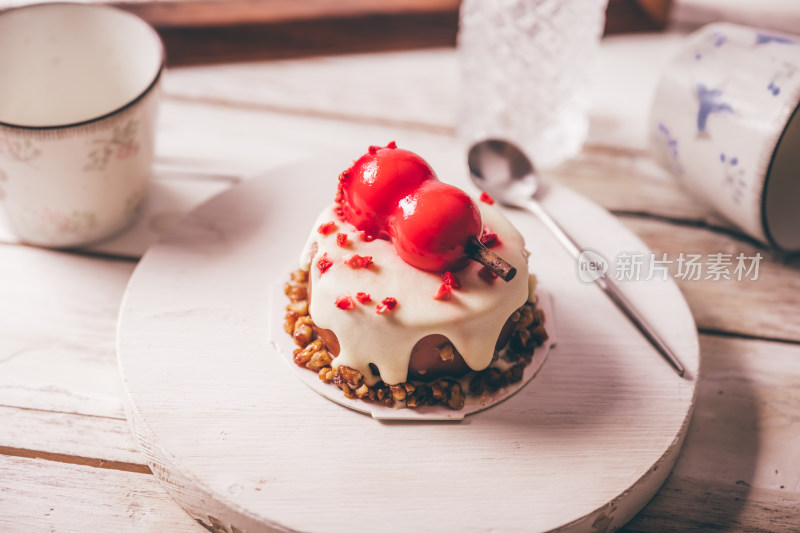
650,23,800,251
0,3,163,248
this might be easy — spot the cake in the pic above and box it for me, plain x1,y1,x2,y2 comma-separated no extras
283,143,547,409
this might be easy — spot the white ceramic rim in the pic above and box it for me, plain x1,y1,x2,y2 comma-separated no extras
761,98,800,251
0,2,165,131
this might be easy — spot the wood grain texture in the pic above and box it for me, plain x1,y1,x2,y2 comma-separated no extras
621,217,800,343
121,0,459,27
0,0,460,27
162,49,457,132
0,406,144,470
0,455,201,532
0,244,135,418
624,335,800,532
160,33,686,147
158,13,458,66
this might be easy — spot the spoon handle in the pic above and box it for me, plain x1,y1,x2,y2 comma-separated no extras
525,200,687,377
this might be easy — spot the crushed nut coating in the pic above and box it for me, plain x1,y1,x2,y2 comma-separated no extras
283,268,547,410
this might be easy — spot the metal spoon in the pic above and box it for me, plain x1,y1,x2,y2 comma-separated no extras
468,139,686,377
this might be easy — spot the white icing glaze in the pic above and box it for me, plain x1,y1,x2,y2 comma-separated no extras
300,202,530,386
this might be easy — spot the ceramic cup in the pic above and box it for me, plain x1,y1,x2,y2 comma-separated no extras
0,3,164,248
650,22,800,251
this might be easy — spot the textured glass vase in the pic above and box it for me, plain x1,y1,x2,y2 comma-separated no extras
457,0,607,168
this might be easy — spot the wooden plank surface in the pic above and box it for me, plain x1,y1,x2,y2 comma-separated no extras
627,336,800,532
2,31,800,532
0,456,200,532
0,0,460,27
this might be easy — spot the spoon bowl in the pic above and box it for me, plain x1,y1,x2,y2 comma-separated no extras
467,139,540,205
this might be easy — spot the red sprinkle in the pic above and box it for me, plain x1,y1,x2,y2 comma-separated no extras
386,141,397,149
336,233,348,247
317,254,333,274
376,297,397,314
441,271,462,289
480,228,500,248
345,254,373,268
361,232,376,242
478,266,498,283
355,292,372,304
317,221,337,235
479,192,495,205
433,283,452,301
335,296,355,310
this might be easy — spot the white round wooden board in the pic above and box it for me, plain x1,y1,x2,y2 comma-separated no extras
118,151,699,533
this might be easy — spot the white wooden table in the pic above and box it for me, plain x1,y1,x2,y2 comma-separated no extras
2,30,800,532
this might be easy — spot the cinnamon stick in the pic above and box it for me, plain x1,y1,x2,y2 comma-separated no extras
465,237,517,282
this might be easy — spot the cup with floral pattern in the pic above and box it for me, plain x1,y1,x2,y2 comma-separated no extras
0,3,164,247
650,23,800,251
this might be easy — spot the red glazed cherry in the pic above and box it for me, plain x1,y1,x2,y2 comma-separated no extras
387,181,482,272
339,144,437,238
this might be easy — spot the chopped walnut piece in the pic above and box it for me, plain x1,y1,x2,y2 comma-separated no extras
307,349,333,371
430,381,447,401
390,384,407,402
517,306,535,329
469,372,487,396
318,366,335,382
284,282,307,302
285,301,308,316
485,368,506,392
293,339,322,365
531,324,549,345
355,384,370,398
505,363,524,384
510,329,532,355
290,269,308,283
283,311,299,335
438,343,456,362
341,383,356,399
405,383,430,408
448,382,465,410
292,316,315,347
338,366,364,389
